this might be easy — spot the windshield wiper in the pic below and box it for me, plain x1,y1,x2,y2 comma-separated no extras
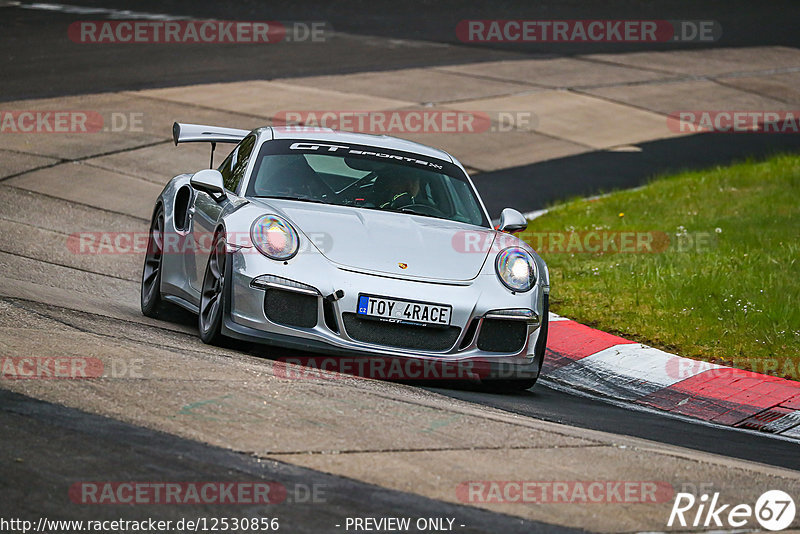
258,195,330,204
357,204,448,221
398,207,450,221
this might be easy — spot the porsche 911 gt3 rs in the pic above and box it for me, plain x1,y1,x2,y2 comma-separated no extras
141,123,550,390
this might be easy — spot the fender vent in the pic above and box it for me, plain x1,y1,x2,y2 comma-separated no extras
173,186,193,231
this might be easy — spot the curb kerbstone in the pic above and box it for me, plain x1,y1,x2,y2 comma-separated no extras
545,314,800,438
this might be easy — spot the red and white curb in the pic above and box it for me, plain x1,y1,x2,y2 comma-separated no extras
543,313,800,439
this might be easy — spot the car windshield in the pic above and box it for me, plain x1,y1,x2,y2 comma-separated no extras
244,140,489,227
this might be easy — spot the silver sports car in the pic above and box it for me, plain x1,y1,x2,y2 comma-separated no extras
141,123,550,390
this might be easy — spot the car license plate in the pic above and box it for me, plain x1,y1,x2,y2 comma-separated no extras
357,294,451,327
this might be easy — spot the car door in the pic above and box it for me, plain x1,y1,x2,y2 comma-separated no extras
188,135,256,291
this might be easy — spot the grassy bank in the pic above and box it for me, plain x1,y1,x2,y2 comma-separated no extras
522,153,800,380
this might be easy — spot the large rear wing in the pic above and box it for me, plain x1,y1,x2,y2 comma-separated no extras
172,122,250,145
172,122,251,168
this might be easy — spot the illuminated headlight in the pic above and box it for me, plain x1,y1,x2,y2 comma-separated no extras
495,247,537,292
251,215,299,260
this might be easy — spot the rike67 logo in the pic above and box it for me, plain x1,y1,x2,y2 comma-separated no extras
668,490,796,531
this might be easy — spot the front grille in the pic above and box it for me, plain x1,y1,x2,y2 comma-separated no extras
264,289,318,328
342,313,460,351
477,318,528,353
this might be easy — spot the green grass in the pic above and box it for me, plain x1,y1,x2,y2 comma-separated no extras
521,153,800,380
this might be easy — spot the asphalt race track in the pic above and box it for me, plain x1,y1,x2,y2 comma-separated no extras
4,0,800,100
2,389,576,533
2,2,800,532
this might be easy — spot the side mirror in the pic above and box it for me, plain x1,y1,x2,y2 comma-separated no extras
498,207,527,233
190,169,225,201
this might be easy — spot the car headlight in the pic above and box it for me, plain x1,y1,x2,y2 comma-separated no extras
495,247,537,292
251,215,299,260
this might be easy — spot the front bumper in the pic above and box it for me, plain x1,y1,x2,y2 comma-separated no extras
223,246,547,379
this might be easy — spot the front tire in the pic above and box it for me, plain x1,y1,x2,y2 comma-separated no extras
198,232,228,345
